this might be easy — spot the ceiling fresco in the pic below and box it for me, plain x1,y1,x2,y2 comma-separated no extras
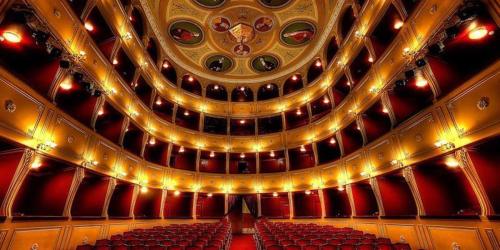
158,0,332,83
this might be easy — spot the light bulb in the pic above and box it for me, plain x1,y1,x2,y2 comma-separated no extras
148,137,156,145
155,97,162,105
207,193,213,197
31,160,42,169
291,75,298,81
337,185,345,191
315,60,322,67
296,109,302,116
174,190,180,196
209,151,215,158
240,86,245,91
266,84,272,89
98,108,104,116
445,158,460,168
179,146,185,153
2,30,21,43
239,119,246,124
368,56,374,63
213,85,219,90
272,192,278,197
162,61,170,68
393,20,404,30
323,97,330,104
300,145,306,152
240,152,245,159
468,26,489,40
59,79,73,90
329,137,336,144
187,76,194,82
84,22,94,31
382,107,389,113
270,151,275,158
184,110,189,116
112,58,119,65
305,190,311,195
140,186,148,193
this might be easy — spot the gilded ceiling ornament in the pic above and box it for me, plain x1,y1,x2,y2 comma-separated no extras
476,96,490,110
193,0,226,8
258,0,293,8
4,99,16,113
205,55,233,73
254,16,274,32
211,16,231,32
252,55,280,72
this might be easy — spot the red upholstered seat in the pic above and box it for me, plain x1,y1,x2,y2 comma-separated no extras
267,245,283,250
296,239,309,246
204,245,219,250
357,244,375,250
280,239,294,246
168,246,184,250
392,243,411,250
186,246,202,250
94,246,111,250
303,245,320,250
76,245,93,250
111,246,128,250
339,244,356,250
319,245,337,250
375,244,392,250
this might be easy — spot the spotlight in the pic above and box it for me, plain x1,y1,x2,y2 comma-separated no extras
415,71,428,88
183,110,189,116
415,59,427,68
395,79,407,87
207,193,213,197
98,108,104,116
93,89,102,97
59,60,70,69
174,190,180,196
240,152,245,159
179,146,185,153
404,70,415,79
59,79,73,90
272,192,278,197
140,186,148,193
368,56,374,63
315,60,322,67
155,97,162,105
213,84,219,90
291,75,298,81
209,151,215,158
428,41,445,55
337,185,345,191
296,109,302,116
32,30,48,45
323,97,330,104
305,190,311,195
239,119,246,124
266,84,272,89
187,75,194,82
162,61,170,68
112,58,119,65
31,160,42,169
48,47,62,58
457,2,481,21
382,107,389,114
445,26,460,39
445,158,460,168
300,145,306,152
240,86,245,91
148,137,156,145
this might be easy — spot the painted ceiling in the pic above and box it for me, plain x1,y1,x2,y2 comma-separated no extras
153,0,335,84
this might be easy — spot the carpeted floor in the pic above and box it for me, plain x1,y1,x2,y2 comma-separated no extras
230,234,256,250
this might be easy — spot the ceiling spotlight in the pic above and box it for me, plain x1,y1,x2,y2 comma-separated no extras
213,84,219,90
315,60,322,67
266,84,272,89
209,151,215,158
323,97,330,104
272,192,278,197
296,109,302,116
1,29,22,43
84,21,94,32
240,86,245,91
207,193,213,197
305,190,312,195
300,145,306,152
240,152,245,159
468,25,490,40
239,119,246,124
155,97,162,105
415,71,428,88
337,185,345,191
162,61,170,69
346,81,351,86
179,146,185,153
174,190,180,196
291,75,298,81
112,58,119,65
269,150,275,158
382,107,389,114
187,76,194,82
59,79,73,90
368,56,374,63
393,20,404,30
97,108,104,116
356,125,361,130
183,110,190,116
329,137,337,144
140,186,148,193
148,137,156,145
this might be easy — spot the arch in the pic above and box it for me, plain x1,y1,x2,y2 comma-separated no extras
257,83,279,100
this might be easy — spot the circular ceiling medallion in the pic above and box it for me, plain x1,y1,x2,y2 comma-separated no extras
169,20,204,45
252,55,280,72
193,0,226,8
280,21,316,46
233,44,251,57
258,0,293,8
205,55,233,73
211,16,231,32
254,16,274,32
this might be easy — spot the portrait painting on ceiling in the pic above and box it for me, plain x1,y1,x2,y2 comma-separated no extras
252,55,280,72
259,0,292,8
233,44,251,56
169,21,204,45
205,55,233,72
280,21,316,46
193,0,226,8
211,16,231,32
254,17,274,32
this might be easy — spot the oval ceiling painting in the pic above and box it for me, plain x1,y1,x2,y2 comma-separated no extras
193,0,226,8
169,21,204,45
252,55,280,72
259,0,292,8
205,55,233,73
233,44,251,57
280,21,316,46
254,17,274,32
211,16,231,32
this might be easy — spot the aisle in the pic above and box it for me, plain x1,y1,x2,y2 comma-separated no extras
229,234,256,250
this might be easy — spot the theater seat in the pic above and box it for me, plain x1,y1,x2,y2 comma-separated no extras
284,245,301,250
319,245,337,250
267,245,283,250
393,243,411,250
